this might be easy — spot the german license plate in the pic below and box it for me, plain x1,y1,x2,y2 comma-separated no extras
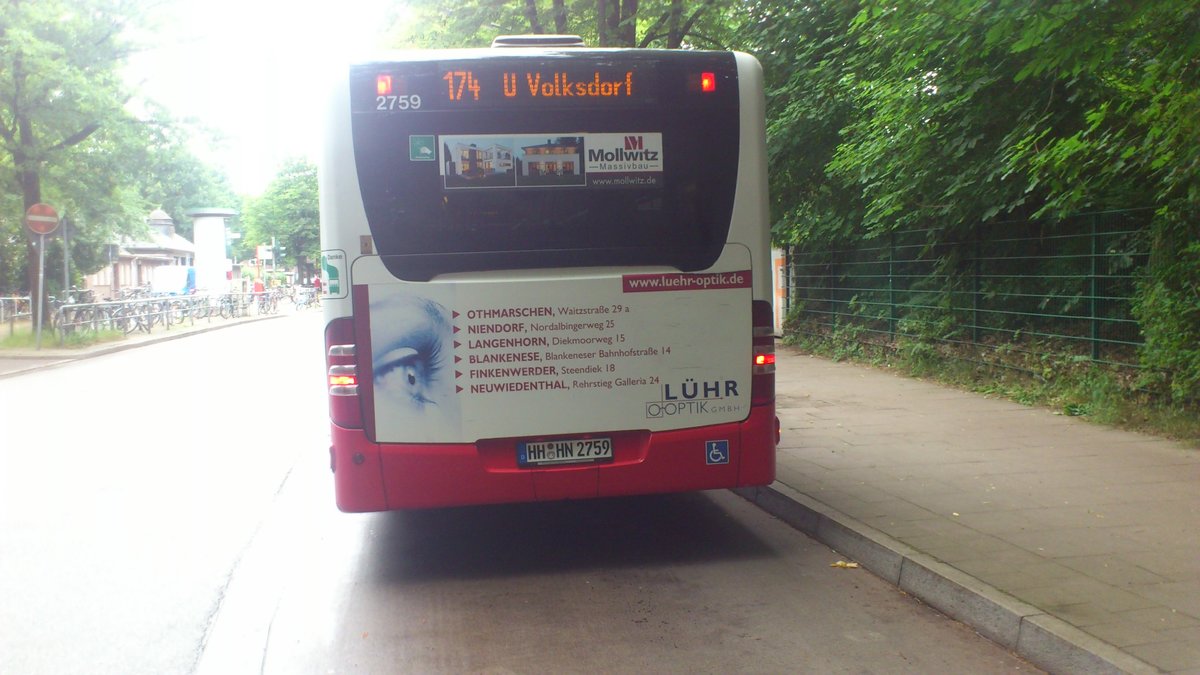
518,437,613,467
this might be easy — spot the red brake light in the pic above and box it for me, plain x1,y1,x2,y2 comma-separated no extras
700,72,716,93
754,353,776,367
376,74,393,96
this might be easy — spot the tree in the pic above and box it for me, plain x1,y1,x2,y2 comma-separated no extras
0,0,144,322
840,0,1199,400
133,105,239,240
0,1,237,311
737,0,865,246
241,158,318,281
394,0,742,49
741,0,1200,400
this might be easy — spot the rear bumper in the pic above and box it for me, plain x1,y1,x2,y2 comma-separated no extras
330,404,776,511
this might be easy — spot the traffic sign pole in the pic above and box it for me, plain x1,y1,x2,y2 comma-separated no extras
24,203,60,350
36,233,46,350
63,215,70,306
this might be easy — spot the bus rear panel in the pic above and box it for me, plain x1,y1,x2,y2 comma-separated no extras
321,46,776,511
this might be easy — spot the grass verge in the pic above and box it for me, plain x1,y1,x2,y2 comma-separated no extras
784,329,1200,448
0,322,125,350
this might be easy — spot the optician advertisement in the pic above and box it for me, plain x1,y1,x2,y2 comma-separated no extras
358,246,752,444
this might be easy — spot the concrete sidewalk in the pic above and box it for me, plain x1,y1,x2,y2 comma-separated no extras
738,347,1198,674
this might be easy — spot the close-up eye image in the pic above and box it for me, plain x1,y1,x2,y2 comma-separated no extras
375,323,444,409
370,293,461,438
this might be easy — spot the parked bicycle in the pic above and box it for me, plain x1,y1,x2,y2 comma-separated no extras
255,289,281,315
293,288,317,310
218,293,243,319
191,295,215,320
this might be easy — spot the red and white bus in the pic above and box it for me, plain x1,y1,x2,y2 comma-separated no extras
320,38,776,511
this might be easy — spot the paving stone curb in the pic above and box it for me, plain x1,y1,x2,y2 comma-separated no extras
733,483,1163,675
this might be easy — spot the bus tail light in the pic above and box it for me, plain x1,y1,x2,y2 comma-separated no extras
329,364,358,393
325,317,363,428
753,348,776,372
751,300,775,406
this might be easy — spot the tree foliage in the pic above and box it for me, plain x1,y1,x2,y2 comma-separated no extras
740,0,864,246
743,0,1193,240
393,0,744,49
241,158,318,277
739,0,1199,401
0,0,237,301
133,105,239,240
0,0,145,304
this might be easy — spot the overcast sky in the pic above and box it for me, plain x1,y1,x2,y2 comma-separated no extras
127,0,395,196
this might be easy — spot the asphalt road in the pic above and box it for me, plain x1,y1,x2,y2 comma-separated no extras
0,314,1036,673
0,316,319,674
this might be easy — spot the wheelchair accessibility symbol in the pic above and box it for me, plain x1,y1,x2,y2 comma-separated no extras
706,440,730,465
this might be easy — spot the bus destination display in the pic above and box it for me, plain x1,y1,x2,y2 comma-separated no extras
364,62,664,112
441,69,635,102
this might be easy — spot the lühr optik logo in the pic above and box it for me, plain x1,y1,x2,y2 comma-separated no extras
644,378,740,418
663,378,738,401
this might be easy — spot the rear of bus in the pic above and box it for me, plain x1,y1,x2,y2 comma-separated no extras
320,44,776,511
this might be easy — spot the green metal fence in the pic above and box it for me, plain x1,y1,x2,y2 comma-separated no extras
784,210,1151,371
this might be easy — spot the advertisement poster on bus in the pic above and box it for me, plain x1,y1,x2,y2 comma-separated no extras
361,247,752,444
437,132,663,190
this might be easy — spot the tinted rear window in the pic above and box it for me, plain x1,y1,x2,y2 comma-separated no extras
350,50,740,281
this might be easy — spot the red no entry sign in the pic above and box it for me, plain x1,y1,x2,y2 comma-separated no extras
24,203,59,235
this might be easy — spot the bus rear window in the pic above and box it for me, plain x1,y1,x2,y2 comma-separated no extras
349,51,740,281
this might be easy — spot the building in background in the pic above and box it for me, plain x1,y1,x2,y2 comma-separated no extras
83,209,195,298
